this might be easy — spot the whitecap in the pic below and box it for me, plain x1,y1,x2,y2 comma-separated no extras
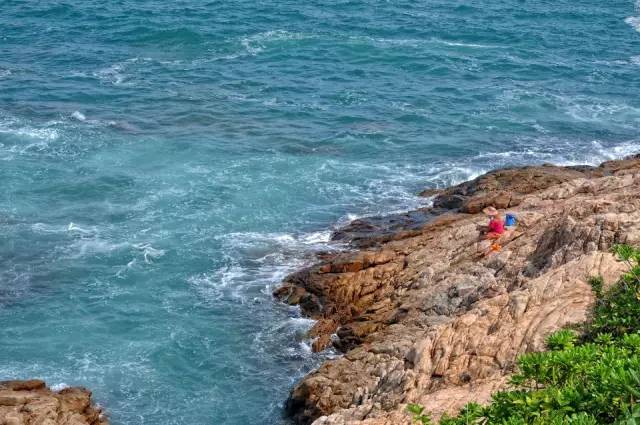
239,30,311,55
71,111,86,122
625,16,640,32
94,63,126,85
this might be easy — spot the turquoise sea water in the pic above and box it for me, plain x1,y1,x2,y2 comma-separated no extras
1,1,640,423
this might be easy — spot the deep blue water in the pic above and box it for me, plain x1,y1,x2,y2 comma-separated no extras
1,1,640,423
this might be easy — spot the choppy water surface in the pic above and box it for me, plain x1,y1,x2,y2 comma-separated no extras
2,1,640,423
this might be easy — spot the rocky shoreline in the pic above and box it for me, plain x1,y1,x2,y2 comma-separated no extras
274,154,640,425
0,380,108,425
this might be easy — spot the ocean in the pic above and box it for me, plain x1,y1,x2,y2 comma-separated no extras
1,0,639,423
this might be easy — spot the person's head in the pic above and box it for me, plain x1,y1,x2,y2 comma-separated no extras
483,206,499,218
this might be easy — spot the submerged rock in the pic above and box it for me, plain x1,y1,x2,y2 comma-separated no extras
0,380,108,425
276,155,640,425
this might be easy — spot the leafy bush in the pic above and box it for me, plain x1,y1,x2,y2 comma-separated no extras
407,403,432,424
546,329,578,351
407,245,640,425
587,245,640,339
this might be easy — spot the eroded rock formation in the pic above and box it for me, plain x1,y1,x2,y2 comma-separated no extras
275,155,640,425
0,380,108,425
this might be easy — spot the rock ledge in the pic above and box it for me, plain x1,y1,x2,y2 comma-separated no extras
0,380,108,425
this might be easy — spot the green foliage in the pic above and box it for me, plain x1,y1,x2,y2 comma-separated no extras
407,403,433,424
587,245,640,339
588,275,604,297
409,245,640,424
546,330,578,351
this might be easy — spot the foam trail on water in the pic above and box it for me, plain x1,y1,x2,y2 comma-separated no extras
67,222,93,234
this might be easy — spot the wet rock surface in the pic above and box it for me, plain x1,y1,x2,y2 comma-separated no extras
275,155,640,425
0,380,108,425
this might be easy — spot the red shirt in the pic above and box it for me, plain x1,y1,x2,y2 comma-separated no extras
489,218,505,234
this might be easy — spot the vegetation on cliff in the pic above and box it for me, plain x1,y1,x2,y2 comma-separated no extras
409,244,640,425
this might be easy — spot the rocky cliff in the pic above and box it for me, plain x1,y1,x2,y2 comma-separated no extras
0,380,107,425
275,155,640,425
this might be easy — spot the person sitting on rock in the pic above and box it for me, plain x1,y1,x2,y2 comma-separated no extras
482,206,505,240
475,206,506,256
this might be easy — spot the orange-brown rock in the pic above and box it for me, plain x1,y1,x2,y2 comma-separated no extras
276,155,640,425
0,380,108,425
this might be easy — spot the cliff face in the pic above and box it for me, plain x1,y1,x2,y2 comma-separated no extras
275,155,640,425
0,380,108,425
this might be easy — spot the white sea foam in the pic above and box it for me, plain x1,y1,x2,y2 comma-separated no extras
430,38,501,49
348,36,423,48
70,239,130,257
94,63,126,85
240,30,310,55
67,222,93,234
71,111,87,121
188,227,338,307
348,36,501,50
469,138,639,170
93,57,149,86
565,101,640,123
50,383,69,392
0,111,62,153
32,223,67,234
299,230,332,245
116,259,137,278
132,243,166,264
0,125,59,141
588,139,640,163
625,16,640,32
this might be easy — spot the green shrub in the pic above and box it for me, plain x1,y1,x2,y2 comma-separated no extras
587,245,640,339
408,245,640,425
588,275,604,297
546,329,578,351
407,403,433,425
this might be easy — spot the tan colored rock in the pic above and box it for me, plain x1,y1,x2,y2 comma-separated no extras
0,381,107,425
276,156,640,425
